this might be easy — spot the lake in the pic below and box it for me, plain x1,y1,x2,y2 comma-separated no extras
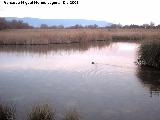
0,41,160,120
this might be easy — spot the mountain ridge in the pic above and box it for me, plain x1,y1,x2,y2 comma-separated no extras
5,17,112,27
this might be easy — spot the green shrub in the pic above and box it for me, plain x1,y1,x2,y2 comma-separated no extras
137,40,160,69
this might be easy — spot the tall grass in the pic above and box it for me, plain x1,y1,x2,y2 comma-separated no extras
28,104,56,120
0,103,16,120
0,29,111,45
0,29,160,45
137,40,160,69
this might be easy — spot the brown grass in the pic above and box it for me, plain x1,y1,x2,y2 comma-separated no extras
28,104,56,120
0,29,160,45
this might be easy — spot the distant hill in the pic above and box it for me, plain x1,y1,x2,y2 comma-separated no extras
5,17,112,27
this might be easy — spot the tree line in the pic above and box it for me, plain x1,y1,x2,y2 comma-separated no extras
0,17,33,30
1,17,160,30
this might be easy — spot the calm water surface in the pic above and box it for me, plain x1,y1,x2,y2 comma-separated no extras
0,41,160,120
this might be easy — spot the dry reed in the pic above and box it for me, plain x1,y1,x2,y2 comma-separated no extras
0,29,110,45
28,104,56,120
1,28,160,45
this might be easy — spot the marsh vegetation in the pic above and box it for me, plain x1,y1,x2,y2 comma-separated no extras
0,29,160,45
137,40,160,69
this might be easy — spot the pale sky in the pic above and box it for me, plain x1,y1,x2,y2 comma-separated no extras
0,0,160,25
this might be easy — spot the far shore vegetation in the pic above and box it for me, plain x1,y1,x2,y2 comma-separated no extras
1,17,160,45
1,17,160,69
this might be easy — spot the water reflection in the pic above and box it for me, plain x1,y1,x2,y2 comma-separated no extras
1,41,160,120
0,41,111,54
136,66,160,97
0,41,138,71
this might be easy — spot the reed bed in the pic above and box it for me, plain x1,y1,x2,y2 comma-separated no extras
0,29,160,45
137,40,160,69
110,29,160,40
0,29,111,45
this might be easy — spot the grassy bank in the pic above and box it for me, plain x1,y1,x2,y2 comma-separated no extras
137,40,160,69
0,29,160,45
